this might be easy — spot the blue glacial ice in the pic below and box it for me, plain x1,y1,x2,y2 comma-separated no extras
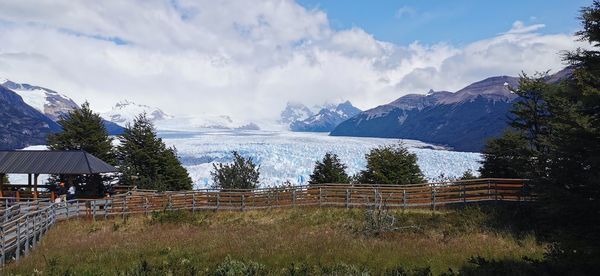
161,130,483,189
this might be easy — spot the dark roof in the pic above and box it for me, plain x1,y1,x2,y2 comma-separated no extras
0,150,117,174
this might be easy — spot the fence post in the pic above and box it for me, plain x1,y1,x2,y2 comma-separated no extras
32,215,37,248
92,201,96,221
345,189,350,209
494,181,498,203
292,190,296,208
462,182,467,204
122,197,126,220
192,193,196,213
24,217,29,256
216,193,220,211
145,197,149,216
431,187,436,212
487,180,492,200
104,199,109,220
403,189,407,210
76,200,80,219
1,226,5,266
241,194,245,212
319,187,323,207
15,219,20,261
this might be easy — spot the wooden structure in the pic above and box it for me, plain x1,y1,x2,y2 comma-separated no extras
0,150,117,199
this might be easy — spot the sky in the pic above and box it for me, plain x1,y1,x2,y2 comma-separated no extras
0,0,592,125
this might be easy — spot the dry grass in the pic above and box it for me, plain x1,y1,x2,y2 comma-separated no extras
4,207,546,275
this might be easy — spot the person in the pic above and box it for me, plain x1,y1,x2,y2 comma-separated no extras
67,184,76,201
58,182,67,203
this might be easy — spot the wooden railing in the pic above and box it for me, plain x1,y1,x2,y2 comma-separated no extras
0,178,531,267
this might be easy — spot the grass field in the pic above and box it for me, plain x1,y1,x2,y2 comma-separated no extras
4,206,546,275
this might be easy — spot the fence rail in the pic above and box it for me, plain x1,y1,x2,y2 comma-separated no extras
0,178,531,267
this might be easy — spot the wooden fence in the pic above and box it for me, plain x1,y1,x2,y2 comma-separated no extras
0,178,530,267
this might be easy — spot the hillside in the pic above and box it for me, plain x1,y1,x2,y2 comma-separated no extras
331,69,572,152
5,208,544,275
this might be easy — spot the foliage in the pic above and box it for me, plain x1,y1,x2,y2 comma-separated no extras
358,143,425,184
459,170,477,180
309,152,350,184
47,102,115,196
478,0,600,268
211,151,260,190
1,174,8,184
479,130,533,179
118,114,192,191
213,256,266,276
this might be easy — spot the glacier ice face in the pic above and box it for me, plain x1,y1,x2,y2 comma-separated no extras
161,130,483,189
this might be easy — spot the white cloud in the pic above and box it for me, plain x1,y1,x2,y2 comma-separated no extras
0,2,587,125
395,6,417,18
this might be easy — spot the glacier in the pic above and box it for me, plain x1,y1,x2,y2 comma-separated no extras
160,130,483,189
8,131,483,189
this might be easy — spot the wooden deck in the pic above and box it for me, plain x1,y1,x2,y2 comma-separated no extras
0,178,531,267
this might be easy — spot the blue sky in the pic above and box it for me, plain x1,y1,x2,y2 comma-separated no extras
298,0,592,45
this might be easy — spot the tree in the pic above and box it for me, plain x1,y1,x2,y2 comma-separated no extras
211,151,260,190
460,170,477,180
118,114,192,191
479,130,533,179
47,102,115,196
536,0,600,252
2,174,8,184
358,143,425,185
309,152,350,184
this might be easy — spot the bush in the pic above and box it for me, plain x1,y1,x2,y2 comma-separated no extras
213,256,265,276
309,152,350,184
211,151,260,190
359,143,425,185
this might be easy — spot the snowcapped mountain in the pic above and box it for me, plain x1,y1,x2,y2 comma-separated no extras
101,100,173,125
290,101,361,132
0,84,61,149
0,79,79,121
330,69,573,152
0,78,124,136
279,102,314,124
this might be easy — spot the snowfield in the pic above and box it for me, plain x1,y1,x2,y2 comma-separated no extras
160,130,483,189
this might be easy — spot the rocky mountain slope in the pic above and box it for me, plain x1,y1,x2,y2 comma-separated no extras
0,85,61,149
290,101,361,132
331,69,572,152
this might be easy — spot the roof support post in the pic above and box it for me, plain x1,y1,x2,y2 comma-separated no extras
0,173,4,198
33,174,39,199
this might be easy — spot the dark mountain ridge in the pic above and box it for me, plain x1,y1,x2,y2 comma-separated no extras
330,69,571,152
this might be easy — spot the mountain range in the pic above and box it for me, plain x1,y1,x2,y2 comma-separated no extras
280,101,361,132
330,68,573,152
290,101,361,132
0,79,126,149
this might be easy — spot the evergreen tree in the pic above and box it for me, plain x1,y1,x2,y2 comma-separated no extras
537,0,600,254
309,152,350,184
118,114,192,191
211,151,260,190
47,102,115,195
479,130,533,179
358,143,425,185
460,170,477,180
